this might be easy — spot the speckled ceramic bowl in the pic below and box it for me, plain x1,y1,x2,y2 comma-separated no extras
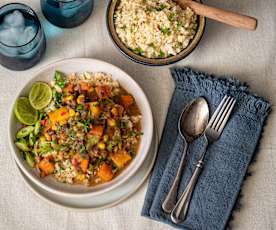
106,0,205,66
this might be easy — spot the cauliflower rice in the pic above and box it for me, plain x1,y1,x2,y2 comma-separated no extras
114,0,197,58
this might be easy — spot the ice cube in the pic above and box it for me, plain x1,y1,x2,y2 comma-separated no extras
0,27,18,46
17,26,37,54
17,26,37,46
4,10,25,28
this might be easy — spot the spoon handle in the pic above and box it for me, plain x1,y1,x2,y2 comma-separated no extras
171,160,204,223
177,0,257,31
162,140,188,213
170,142,208,223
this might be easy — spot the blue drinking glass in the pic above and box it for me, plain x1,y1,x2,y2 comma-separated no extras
0,3,46,71
41,0,94,28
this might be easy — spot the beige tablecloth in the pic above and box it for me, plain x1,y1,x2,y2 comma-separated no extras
0,0,275,229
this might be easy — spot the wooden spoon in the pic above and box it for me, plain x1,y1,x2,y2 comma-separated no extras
174,0,257,31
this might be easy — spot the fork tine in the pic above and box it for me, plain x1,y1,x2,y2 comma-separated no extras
211,96,232,129
208,95,228,128
214,97,234,130
216,98,236,133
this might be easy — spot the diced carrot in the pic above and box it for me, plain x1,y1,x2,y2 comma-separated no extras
80,82,92,91
97,163,114,182
95,85,111,98
63,83,74,94
90,125,104,137
120,95,134,108
80,159,89,173
111,150,132,168
89,102,101,118
38,158,55,176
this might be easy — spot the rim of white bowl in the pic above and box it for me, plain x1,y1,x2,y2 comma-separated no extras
8,58,153,198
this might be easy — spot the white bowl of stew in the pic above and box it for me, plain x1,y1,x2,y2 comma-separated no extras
9,58,153,197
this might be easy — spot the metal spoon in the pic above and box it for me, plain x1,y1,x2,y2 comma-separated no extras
162,97,209,213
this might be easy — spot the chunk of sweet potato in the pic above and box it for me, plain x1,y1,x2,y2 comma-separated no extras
48,107,69,127
97,163,114,182
80,159,89,173
38,158,55,176
111,150,132,168
63,83,74,94
120,95,134,108
80,82,92,91
89,102,101,118
90,125,104,137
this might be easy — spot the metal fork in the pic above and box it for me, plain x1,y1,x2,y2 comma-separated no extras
171,95,236,224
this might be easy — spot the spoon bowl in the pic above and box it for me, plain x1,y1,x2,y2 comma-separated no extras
179,97,209,143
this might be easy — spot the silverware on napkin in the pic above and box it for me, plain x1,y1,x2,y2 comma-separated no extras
162,97,209,213
171,95,236,223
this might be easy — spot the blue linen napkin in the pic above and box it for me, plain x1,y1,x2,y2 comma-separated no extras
141,68,271,230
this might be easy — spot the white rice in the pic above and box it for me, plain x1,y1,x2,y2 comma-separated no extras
114,0,197,58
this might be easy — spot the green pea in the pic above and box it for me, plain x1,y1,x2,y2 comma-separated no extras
16,126,34,139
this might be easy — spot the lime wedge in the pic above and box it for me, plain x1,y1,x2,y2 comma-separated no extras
29,82,52,110
14,97,38,125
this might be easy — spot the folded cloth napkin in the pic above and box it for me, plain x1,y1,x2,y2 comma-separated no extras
141,68,271,230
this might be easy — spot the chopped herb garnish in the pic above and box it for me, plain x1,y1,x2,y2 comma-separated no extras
158,50,165,58
148,42,156,48
120,120,128,129
107,142,113,152
95,157,106,167
39,112,47,120
80,145,86,154
168,13,175,21
133,47,144,55
69,130,76,139
53,89,63,108
156,3,167,11
86,136,100,151
128,130,144,137
145,7,154,13
177,21,183,28
54,71,66,88
83,119,91,132
88,164,94,174
160,27,171,35
76,104,84,111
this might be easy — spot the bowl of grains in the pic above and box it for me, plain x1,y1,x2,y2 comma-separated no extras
107,0,205,66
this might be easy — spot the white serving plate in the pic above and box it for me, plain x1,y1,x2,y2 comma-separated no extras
15,129,158,211
9,58,153,198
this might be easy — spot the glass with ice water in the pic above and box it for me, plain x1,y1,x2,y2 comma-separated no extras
0,3,46,71
41,0,94,28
